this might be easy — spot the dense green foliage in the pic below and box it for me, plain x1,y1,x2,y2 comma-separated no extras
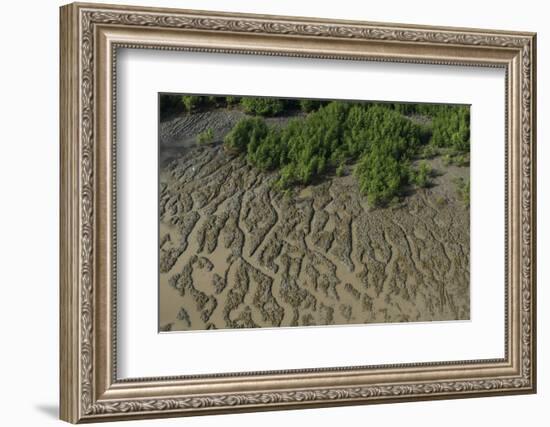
390,102,463,118
239,97,287,116
161,95,297,117
224,117,269,154
181,95,227,112
355,147,408,206
410,161,432,188
391,103,417,115
299,99,323,113
431,105,470,152
224,102,426,205
181,95,203,113
160,93,470,207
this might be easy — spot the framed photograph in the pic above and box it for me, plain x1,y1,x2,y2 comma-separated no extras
60,2,537,423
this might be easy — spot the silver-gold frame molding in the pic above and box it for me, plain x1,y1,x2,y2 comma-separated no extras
60,2,537,423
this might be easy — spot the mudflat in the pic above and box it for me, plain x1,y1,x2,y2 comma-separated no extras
159,110,470,332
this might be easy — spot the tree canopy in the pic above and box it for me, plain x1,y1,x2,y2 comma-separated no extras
224,101,429,205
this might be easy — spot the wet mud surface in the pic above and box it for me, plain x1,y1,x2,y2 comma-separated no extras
159,111,470,331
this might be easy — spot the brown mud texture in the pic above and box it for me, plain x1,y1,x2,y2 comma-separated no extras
159,111,470,332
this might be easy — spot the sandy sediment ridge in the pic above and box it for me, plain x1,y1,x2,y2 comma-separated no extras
159,111,470,332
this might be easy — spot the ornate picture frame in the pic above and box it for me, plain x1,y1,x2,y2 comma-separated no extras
60,2,536,423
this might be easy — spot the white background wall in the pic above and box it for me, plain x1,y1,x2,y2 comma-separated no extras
0,0,546,425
